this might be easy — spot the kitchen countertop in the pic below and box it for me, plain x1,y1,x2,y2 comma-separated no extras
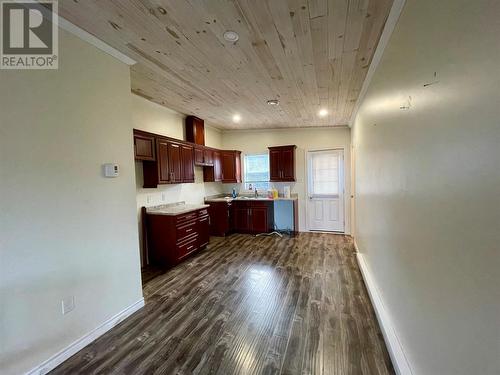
204,194,298,203
146,202,210,216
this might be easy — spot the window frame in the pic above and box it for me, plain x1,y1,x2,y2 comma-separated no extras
243,152,270,191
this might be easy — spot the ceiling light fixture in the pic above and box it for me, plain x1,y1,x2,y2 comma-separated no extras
267,99,280,105
223,30,239,42
232,114,241,123
318,108,328,117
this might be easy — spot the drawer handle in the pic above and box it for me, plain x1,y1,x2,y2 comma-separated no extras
187,245,194,250
186,228,193,232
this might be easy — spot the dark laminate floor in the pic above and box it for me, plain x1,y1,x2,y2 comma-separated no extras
51,233,394,375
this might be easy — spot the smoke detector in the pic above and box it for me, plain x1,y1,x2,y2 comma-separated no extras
223,31,239,42
267,99,280,106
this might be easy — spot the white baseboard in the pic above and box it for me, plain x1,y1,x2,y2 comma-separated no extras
26,298,145,375
355,242,413,375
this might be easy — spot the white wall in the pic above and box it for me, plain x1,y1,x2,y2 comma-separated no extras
0,30,143,374
352,0,500,374
222,127,351,233
131,95,223,263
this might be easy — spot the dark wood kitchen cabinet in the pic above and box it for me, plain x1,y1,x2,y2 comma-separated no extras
206,201,232,236
194,145,214,166
143,138,170,187
167,141,183,183
203,150,222,182
142,136,195,187
221,150,241,183
232,205,250,233
147,208,210,267
180,144,194,183
185,116,205,145
231,200,274,234
134,131,155,161
135,129,242,187
213,151,222,181
194,146,204,165
268,145,296,182
204,148,213,165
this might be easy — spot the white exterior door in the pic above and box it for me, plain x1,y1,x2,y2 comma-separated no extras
307,149,344,232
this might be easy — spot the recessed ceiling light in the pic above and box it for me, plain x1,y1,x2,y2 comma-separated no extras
223,30,239,42
267,99,280,105
232,114,241,123
318,108,328,117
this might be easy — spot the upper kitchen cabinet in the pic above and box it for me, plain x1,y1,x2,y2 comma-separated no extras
194,145,214,166
221,151,241,183
138,130,196,188
133,130,155,161
143,137,170,187
135,129,242,186
167,141,183,183
180,144,195,183
268,145,297,182
194,146,204,165
203,150,222,182
185,116,205,146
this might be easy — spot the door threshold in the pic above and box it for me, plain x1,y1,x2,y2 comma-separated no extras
309,229,345,234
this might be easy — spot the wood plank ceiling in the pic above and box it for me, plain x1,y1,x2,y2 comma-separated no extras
59,0,393,129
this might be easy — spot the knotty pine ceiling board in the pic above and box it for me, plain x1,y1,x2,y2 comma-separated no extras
58,0,394,129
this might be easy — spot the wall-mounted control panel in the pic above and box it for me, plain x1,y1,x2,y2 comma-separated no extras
103,163,119,178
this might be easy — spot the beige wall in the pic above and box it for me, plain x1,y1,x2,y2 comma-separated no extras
131,95,223,263
0,30,143,374
222,127,351,233
352,0,500,374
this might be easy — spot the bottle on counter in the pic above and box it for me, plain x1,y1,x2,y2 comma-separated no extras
232,188,237,198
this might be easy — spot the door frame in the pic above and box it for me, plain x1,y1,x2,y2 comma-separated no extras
305,147,348,234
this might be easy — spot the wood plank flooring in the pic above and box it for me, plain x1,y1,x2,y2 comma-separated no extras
50,233,394,375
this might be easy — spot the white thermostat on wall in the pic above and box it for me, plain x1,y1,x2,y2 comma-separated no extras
103,163,120,178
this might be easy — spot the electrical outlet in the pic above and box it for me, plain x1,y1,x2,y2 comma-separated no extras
146,195,152,204
61,296,75,315
161,192,166,201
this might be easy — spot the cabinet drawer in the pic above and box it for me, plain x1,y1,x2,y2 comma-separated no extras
177,234,199,259
176,212,198,225
177,221,197,241
198,208,209,217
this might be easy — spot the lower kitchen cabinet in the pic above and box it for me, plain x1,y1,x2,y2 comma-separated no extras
232,205,250,233
231,200,274,234
146,208,210,267
206,201,232,236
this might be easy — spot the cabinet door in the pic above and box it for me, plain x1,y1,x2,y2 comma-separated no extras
185,116,205,145
234,152,242,183
221,151,235,182
213,151,222,181
157,139,170,184
194,146,204,165
233,207,249,232
204,149,214,165
250,207,268,233
168,142,183,183
281,148,295,181
269,149,282,181
198,214,210,247
181,144,194,183
134,133,155,161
